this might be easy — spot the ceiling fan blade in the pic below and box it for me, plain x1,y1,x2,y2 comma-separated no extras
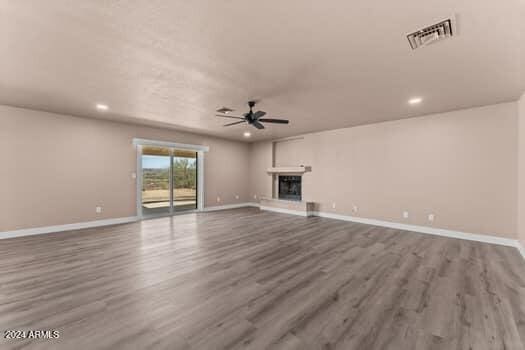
252,121,265,129
216,114,244,120
258,118,289,124
223,120,246,127
253,111,266,119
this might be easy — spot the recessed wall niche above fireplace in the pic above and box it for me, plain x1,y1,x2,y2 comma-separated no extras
278,175,302,201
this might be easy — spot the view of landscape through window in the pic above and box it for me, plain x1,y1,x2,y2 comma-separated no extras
141,146,197,215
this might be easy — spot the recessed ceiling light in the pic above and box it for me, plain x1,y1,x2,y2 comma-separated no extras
96,103,109,111
408,97,423,105
243,131,251,138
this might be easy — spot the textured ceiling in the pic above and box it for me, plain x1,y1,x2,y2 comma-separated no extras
1,0,524,141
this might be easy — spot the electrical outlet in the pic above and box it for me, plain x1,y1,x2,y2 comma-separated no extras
332,202,336,209
253,194,257,199
235,195,239,200
96,206,103,214
217,196,221,203
403,211,409,219
131,172,137,179
428,214,435,222
352,205,358,213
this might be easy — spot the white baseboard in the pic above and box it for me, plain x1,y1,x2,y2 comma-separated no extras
203,202,257,212
3,204,524,262
313,211,519,248
0,216,139,240
257,204,521,253
0,203,257,240
517,242,525,259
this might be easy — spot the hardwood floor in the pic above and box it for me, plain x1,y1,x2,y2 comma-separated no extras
1,207,524,349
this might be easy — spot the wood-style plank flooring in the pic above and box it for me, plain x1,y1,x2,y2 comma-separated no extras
1,208,524,349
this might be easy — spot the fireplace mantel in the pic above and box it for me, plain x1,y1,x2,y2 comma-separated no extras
266,166,308,174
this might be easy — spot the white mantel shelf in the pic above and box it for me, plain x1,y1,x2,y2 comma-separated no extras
267,166,308,174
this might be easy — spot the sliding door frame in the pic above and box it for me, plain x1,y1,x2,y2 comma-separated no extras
169,152,174,215
197,151,204,211
134,139,208,219
136,144,143,217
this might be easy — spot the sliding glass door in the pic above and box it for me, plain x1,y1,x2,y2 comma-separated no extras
140,146,198,217
173,150,197,211
141,146,172,216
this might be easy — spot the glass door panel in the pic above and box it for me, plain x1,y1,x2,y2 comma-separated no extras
173,150,197,211
141,146,172,216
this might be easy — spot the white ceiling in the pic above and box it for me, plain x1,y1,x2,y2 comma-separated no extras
1,0,524,141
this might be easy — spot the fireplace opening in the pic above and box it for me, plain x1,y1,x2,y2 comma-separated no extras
278,175,302,201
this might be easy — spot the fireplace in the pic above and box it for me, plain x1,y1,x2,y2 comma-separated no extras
278,175,302,201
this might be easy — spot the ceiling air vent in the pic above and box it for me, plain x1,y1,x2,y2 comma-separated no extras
407,17,456,50
216,107,234,114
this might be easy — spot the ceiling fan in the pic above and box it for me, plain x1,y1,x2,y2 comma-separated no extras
216,101,289,129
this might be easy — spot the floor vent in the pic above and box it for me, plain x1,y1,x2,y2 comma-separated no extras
407,17,455,50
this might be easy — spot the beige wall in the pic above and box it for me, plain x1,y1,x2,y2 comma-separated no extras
2,101,522,239
518,93,525,246
248,141,273,201
0,105,250,231
250,102,518,238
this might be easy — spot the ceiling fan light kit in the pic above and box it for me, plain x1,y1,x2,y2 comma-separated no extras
216,101,289,130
